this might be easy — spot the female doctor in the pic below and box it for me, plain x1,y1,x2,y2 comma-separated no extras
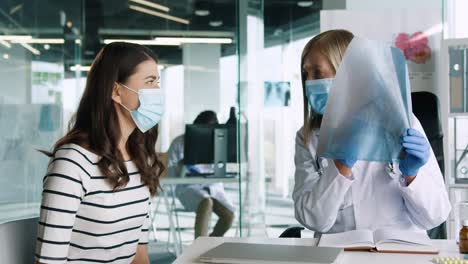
293,29,451,235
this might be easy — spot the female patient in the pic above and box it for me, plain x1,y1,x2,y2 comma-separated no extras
293,29,451,235
35,42,164,263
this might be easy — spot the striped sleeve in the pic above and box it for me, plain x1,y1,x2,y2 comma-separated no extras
138,212,151,244
35,155,86,263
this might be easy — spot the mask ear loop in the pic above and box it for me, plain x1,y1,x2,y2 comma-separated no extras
118,83,140,113
116,83,136,112
119,83,139,94
119,101,132,112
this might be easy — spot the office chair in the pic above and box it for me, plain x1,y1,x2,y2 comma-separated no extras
0,217,38,263
279,226,304,238
411,92,445,173
411,91,446,239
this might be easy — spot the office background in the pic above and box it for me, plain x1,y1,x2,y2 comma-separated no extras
1,0,468,263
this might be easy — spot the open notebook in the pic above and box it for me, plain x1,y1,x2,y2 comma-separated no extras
318,229,438,254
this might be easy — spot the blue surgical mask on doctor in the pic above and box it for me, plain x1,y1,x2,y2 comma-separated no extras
118,83,165,133
305,78,333,115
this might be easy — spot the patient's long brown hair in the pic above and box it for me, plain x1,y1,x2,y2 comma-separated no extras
42,42,164,196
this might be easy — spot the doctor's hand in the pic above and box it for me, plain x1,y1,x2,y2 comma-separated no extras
399,128,430,177
334,159,356,177
337,159,356,168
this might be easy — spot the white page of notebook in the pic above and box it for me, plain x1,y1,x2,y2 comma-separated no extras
373,229,432,246
373,229,437,253
318,230,375,248
375,243,438,253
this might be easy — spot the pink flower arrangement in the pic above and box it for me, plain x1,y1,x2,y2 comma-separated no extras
394,32,432,64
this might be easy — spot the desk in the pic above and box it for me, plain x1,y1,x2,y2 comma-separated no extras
160,176,239,186
174,237,462,264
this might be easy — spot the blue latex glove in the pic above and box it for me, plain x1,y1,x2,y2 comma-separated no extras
334,117,363,169
337,159,357,168
399,128,430,176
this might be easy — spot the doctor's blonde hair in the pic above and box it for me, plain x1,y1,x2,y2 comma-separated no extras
301,29,354,146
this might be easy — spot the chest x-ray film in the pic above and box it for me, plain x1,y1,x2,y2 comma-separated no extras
317,37,412,163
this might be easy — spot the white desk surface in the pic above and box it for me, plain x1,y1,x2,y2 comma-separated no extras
173,237,463,264
160,176,238,185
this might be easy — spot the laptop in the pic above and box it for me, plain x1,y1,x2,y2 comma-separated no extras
198,242,343,264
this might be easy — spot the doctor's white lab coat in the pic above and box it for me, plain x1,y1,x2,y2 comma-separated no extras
292,115,451,234
167,135,234,213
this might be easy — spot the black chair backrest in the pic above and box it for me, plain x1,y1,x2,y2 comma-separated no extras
279,226,304,238
411,91,444,175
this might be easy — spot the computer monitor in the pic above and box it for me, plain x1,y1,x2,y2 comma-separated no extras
184,124,238,165
184,124,239,178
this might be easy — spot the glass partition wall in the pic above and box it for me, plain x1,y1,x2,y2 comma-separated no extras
237,0,322,237
0,0,242,259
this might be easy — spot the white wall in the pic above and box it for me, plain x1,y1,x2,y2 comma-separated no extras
260,38,310,196
321,9,443,99
160,65,185,151
446,0,468,39
323,0,441,11
347,0,441,10
219,55,238,122
183,44,221,124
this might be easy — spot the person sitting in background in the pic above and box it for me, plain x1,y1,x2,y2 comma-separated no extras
168,110,235,238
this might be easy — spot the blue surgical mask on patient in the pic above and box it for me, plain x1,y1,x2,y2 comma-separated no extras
119,83,165,133
305,78,333,115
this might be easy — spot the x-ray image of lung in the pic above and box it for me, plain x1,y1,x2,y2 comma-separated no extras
317,37,412,163
264,81,291,107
